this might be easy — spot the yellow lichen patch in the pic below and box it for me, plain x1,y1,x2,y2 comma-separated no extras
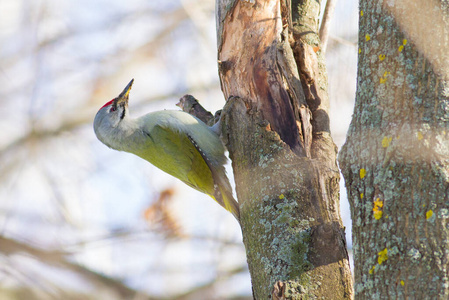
360,193,364,199
359,48,361,54
398,45,404,52
279,194,285,200
400,280,405,286
378,248,388,264
373,198,383,220
369,265,376,274
417,131,424,140
381,136,392,148
379,54,386,61
374,210,383,220
360,10,364,17
365,34,371,41
380,71,390,84
374,198,383,208
426,209,433,220
360,168,366,179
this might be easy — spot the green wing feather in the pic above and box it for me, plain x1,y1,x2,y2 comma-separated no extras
140,124,215,196
185,134,240,220
134,112,240,221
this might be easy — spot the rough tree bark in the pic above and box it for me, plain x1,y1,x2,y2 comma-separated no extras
213,0,352,298
339,0,449,298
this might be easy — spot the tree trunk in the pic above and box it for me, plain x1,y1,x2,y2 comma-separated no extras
339,0,449,298
215,0,353,298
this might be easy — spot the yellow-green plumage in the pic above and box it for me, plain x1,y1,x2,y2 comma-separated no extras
94,80,239,221
136,112,232,207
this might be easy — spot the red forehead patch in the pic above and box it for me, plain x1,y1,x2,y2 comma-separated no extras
100,99,114,110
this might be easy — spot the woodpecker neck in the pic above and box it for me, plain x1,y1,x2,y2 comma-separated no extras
95,113,141,152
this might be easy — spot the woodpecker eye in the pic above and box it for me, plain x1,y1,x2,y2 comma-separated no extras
110,107,116,112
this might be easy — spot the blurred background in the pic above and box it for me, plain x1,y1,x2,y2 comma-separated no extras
0,0,358,299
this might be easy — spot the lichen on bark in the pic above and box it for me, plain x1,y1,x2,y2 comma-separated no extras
213,0,353,298
339,0,449,298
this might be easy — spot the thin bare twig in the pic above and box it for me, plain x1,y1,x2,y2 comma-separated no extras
0,236,146,299
319,0,337,54
173,266,248,300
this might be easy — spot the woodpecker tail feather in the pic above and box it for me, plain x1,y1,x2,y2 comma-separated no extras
213,173,240,222
186,133,240,221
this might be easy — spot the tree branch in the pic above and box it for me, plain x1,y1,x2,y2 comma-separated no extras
176,94,215,125
319,0,337,54
0,236,146,299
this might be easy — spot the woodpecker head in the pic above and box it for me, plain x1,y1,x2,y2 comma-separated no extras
94,79,134,148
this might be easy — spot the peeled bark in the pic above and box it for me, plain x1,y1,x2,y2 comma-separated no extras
214,0,353,298
339,0,449,298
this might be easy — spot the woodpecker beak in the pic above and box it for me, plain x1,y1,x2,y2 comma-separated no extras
113,79,134,108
